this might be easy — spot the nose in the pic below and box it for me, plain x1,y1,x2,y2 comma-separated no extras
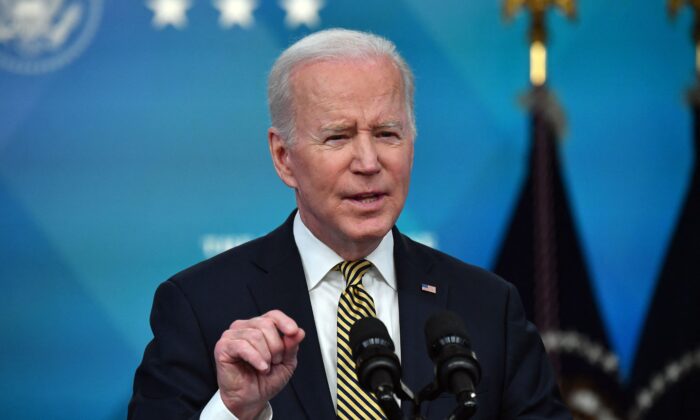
350,134,381,175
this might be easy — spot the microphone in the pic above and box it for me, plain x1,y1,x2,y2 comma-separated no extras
349,317,404,420
424,311,481,419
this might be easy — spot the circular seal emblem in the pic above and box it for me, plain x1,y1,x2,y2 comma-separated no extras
0,0,103,75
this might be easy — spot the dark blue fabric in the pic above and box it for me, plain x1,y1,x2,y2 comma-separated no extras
129,211,570,419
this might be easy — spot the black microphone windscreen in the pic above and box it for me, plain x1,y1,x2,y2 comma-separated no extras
424,310,471,350
349,317,392,357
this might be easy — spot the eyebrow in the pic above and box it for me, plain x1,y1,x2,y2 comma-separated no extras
373,121,403,130
319,120,404,133
320,123,354,133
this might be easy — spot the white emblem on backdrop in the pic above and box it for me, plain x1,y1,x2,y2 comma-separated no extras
0,0,102,74
201,234,255,258
146,0,191,29
145,0,324,31
214,0,257,29
281,0,323,29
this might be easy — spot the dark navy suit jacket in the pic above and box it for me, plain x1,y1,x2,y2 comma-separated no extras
129,212,571,419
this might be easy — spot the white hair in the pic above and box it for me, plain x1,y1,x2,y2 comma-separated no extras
268,28,416,144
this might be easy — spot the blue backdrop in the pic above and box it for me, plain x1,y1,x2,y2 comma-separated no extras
0,1,694,418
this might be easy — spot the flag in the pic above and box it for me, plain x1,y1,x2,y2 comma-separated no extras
421,283,437,294
627,94,700,420
493,86,626,418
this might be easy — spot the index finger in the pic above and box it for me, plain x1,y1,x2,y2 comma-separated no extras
262,309,299,336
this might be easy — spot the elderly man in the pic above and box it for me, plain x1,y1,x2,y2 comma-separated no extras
129,29,570,420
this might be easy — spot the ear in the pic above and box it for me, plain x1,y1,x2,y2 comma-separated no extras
408,134,415,171
268,128,298,189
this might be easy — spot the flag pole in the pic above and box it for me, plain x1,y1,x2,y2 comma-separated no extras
504,0,576,88
502,0,576,356
628,3,700,419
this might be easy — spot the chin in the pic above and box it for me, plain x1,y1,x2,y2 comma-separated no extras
344,219,394,243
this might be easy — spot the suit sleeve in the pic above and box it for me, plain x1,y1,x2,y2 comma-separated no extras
128,280,218,420
500,282,572,419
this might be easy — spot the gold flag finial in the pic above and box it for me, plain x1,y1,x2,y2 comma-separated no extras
668,0,700,79
669,0,700,17
504,0,576,86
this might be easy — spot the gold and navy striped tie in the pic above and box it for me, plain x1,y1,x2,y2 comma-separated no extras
335,259,386,419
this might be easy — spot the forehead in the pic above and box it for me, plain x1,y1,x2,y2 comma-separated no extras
289,56,406,115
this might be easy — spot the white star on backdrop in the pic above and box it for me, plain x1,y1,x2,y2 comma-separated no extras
281,0,323,29
146,0,192,29
213,0,258,29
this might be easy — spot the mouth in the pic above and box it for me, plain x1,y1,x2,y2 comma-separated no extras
346,192,387,204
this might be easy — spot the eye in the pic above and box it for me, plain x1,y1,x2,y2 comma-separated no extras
325,134,348,142
377,131,400,140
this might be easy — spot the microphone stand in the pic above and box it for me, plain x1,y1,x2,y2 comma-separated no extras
376,387,402,420
368,369,477,419
446,390,477,420
375,380,419,420
412,381,477,420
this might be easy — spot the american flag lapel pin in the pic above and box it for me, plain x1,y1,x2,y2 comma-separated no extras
421,283,437,294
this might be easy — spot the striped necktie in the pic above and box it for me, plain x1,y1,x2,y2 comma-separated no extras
335,259,386,419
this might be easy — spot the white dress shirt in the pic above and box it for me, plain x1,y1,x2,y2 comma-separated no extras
201,213,401,419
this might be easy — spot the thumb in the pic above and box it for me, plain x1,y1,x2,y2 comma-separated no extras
282,328,305,365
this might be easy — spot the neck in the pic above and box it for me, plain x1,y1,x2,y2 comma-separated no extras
298,211,383,261
333,240,382,262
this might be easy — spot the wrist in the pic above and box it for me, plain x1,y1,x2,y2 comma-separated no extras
221,395,266,420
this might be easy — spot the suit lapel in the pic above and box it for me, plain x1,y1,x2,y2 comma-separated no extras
393,229,448,415
246,213,335,420
245,219,449,419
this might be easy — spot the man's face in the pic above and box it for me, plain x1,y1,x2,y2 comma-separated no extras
270,56,414,257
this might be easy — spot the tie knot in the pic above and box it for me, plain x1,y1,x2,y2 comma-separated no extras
334,259,373,288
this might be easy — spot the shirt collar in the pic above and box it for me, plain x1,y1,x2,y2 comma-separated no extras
293,211,396,292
